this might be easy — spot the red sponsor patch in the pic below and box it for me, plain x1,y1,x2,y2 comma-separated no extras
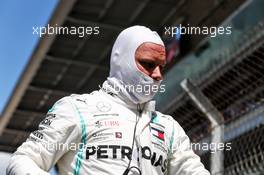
115,132,122,138
95,120,119,128
151,127,165,141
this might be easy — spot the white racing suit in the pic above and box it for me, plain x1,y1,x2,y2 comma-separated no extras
7,89,210,175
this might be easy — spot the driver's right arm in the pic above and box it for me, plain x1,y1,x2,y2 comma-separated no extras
6,97,81,175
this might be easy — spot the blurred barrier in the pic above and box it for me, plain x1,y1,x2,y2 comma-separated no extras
181,79,224,175
160,21,264,174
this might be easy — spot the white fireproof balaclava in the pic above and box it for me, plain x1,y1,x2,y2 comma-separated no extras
105,26,164,104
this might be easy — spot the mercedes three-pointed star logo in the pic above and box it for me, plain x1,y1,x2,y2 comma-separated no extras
96,101,111,112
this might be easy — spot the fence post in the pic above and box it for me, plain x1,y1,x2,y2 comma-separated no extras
180,79,224,175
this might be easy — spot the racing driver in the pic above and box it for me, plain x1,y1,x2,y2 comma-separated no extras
7,26,210,175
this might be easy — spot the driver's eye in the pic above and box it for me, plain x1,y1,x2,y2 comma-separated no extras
140,61,156,70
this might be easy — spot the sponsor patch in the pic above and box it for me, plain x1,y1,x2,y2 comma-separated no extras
76,98,87,104
85,144,168,173
90,132,114,142
32,130,44,140
151,127,164,142
40,114,56,126
92,132,113,138
95,120,120,128
115,132,122,138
